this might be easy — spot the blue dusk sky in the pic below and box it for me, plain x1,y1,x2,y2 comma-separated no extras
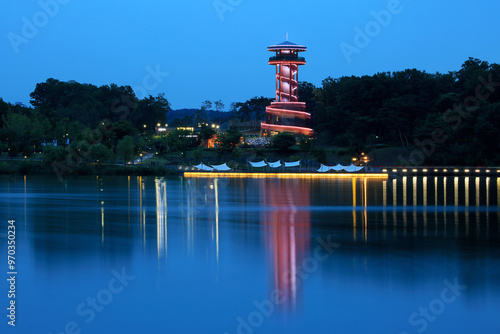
1,0,500,110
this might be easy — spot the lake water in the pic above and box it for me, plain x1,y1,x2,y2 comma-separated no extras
1,174,499,334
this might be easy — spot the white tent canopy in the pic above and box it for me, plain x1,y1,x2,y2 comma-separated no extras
284,160,300,167
248,160,267,168
317,163,364,173
330,164,344,171
317,164,333,172
268,161,282,168
194,163,213,171
212,163,231,171
343,164,364,172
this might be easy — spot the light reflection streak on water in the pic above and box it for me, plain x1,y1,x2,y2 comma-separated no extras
455,177,459,236
435,177,438,236
497,177,500,206
465,177,470,236
443,177,447,237
215,178,219,263
403,176,407,236
476,177,480,236
383,180,387,238
363,178,368,242
423,177,427,236
128,176,131,226
101,200,104,244
376,176,499,240
186,179,194,255
137,177,143,240
24,175,27,234
413,177,417,235
352,178,356,242
156,178,167,259
486,177,490,232
393,178,397,236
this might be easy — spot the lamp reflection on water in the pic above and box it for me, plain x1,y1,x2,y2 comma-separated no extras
382,180,387,238
155,178,167,259
413,177,417,235
101,200,105,244
498,177,500,207
465,177,470,236
137,176,146,247
392,178,397,235
177,178,221,261
353,178,357,241
423,177,427,236
214,178,219,263
454,177,459,236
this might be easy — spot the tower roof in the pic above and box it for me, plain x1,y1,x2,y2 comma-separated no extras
268,40,307,52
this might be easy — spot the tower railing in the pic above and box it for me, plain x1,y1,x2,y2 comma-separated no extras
269,55,306,62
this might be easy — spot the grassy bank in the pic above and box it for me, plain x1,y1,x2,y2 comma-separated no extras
0,160,180,177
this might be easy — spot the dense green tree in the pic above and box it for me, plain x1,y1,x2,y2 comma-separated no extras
233,96,274,129
43,146,67,166
136,93,170,131
90,143,115,165
271,132,296,153
28,79,170,132
216,129,242,150
193,147,203,163
311,147,327,164
214,100,224,125
199,124,216,148
2,109,31,145
164,129,192,152
298,135,313,160
194,100,212,126
309,58,500,164
298,81,317,116
116,136,135,164
112,120,138,141
0,98,8,129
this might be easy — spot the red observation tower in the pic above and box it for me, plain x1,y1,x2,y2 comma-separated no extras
261,40,314,137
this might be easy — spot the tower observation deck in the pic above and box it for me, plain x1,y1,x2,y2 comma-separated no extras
261,40,314,137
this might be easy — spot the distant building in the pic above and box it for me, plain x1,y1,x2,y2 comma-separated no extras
261,40,314,137
227,119,259,132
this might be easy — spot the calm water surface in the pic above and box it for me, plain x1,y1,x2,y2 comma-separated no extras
1,175,499,334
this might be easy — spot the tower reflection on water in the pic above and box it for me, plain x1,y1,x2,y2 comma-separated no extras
261,179,310,312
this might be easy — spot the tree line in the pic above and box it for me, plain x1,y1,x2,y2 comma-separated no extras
0,78,169,158
1,57,499,167
299,57,500,165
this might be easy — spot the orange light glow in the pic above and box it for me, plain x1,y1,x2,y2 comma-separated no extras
184,172,388,179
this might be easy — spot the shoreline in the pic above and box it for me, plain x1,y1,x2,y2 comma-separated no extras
0,160,498,178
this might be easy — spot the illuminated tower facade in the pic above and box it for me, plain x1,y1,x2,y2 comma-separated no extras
261,40,314,137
